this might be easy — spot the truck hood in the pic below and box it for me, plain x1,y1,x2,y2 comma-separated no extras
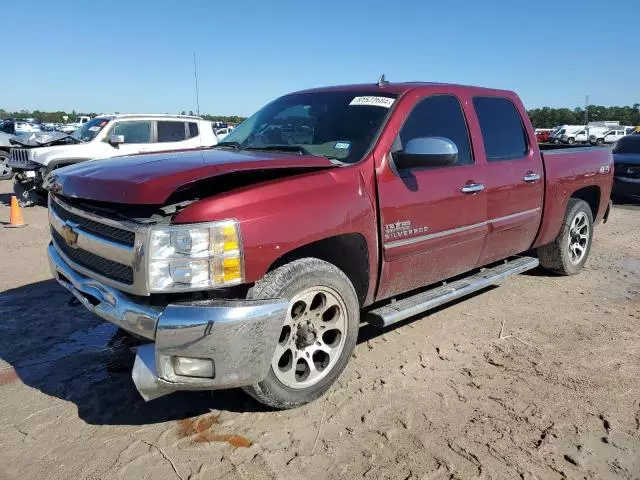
613,153,640,165
46,148,336,204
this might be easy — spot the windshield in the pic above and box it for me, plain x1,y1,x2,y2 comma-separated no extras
613,137,640,154
71,117,110,142
220,91,398,163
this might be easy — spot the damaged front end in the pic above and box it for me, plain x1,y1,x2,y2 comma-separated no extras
46,193,288,400
9,132,82,206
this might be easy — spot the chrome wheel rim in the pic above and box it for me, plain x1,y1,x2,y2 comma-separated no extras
0,155,11,178
568,212,589,264
272,286,347,389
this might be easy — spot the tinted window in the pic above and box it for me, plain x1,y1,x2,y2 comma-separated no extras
188,122,199,138
396,95,473,166
158,121,186,142
474,97,528,161
110,121,151,143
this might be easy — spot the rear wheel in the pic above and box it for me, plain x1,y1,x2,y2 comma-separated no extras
537,199,593,275
567,137,575,145
243,258,360,409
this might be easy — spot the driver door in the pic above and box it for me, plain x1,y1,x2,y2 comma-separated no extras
106,120,153,156
376,94,488,300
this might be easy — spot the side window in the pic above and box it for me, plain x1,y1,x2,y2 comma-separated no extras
157,121,187,142
110,121,151,143
473,97,528,161
396,95,473,166
188,122,199,138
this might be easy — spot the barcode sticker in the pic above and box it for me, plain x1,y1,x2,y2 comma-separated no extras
349,96,395,108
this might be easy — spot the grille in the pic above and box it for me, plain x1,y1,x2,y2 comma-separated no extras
52,229,134,284
51,199,135,247
616,164,640,179
8,148,38,168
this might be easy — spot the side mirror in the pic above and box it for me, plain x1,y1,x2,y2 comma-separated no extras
109,134,125,146
393,137,458,170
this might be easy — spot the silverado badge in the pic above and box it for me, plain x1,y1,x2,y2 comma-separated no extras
384,220,428,241
61,224,79,248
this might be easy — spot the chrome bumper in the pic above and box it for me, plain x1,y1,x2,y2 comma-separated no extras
48,243,288,400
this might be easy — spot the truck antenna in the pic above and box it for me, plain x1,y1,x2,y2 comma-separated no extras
377,74,389,87
193,52,201,116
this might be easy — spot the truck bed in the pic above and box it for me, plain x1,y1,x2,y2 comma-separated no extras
533,145,613,248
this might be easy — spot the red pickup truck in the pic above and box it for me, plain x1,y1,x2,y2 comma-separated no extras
45,81,613,409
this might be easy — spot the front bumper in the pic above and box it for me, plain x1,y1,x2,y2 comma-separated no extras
47,243,287,400
613,176,640,200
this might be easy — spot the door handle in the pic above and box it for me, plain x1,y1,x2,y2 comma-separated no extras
460,183,485,194
523,173,541,183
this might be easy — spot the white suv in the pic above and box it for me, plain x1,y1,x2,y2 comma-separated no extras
9,114,218,205
589,129,627,145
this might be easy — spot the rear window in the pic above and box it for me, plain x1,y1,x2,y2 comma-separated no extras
188,122,199,138
473,97,528,161
613,137,640,154
157,121,186,142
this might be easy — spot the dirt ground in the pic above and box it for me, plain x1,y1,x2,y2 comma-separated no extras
0,179,639,480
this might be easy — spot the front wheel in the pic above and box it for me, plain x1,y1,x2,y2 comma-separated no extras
537,199,593,275
0,151,12,180
567,137,575,145
596,138,604,145
243,258,360,409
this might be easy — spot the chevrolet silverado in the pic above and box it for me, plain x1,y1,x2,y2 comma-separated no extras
44,80,613,408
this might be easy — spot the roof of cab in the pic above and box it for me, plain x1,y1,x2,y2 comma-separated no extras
292,82,516,98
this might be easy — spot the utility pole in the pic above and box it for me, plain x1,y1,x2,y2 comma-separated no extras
584,95,589,126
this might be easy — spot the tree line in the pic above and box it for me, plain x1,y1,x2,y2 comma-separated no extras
3,104,640,129
0,109,246,125
526,104,640,128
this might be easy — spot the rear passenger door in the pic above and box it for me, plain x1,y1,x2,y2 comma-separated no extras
149,120,201,152
472,96,544,265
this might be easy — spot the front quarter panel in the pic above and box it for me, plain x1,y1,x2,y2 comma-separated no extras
173,166,379,302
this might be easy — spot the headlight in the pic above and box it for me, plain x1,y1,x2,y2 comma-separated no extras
147,220,243,292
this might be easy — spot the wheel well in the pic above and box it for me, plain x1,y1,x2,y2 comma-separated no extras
268,234,369,305
571,186,600,219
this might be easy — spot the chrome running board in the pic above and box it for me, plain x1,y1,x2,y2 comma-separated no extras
365,256,539,328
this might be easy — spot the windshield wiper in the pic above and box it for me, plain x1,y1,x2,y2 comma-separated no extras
214,141,241,150
244,145,313,156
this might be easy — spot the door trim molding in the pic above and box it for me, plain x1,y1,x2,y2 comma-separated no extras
384,207,541,249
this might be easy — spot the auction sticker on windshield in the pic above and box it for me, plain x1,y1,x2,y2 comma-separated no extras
349,96,395,108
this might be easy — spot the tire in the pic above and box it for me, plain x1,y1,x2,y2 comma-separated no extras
567,137,575,145
243,258,360,409
537,199,594,275
0,150,12,181
553,138,561,145
596,138,604,145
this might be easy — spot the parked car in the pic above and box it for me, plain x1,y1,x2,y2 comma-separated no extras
561,128,589,144
612,135,640,201
590,129,627,145
57,116,92,134
215,126,233,140
549,125,583,144
8,114,218,205
44,81,613,408
536,130,551,143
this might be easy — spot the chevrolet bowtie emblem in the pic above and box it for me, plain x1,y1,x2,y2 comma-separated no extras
61,224,79,248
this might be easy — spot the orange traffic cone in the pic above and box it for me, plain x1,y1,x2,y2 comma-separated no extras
5,196,27,228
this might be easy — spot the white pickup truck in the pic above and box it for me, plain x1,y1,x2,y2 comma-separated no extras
8,114,219,205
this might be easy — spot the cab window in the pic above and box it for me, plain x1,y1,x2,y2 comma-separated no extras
110,121,151,143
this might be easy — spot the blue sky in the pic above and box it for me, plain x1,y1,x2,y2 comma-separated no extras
2,0,638,116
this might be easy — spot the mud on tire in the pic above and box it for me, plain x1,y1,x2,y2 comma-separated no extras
243,258,360,409
537,198,594,275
